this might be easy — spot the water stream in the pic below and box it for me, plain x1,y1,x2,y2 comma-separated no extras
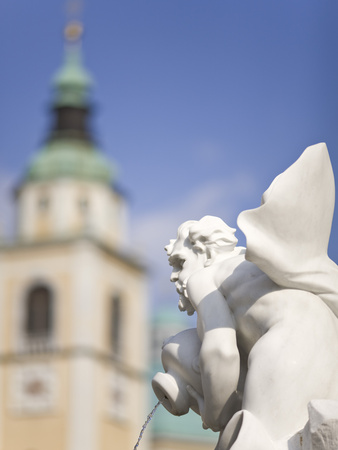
133,400,162,450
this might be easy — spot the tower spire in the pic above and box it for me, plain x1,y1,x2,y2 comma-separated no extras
24,2,115,185
52,0,90,110
65,0,84,41
64,0,83,47
49,1,92,141
64,20,83,46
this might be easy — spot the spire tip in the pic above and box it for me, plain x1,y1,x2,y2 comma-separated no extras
64,20,83,43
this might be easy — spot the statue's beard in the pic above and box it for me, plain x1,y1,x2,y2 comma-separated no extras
178,293,195,316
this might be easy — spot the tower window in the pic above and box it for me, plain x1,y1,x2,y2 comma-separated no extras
25,285,53,339
111,294,122,355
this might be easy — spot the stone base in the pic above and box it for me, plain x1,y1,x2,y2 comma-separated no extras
217,400,338,450
288,400,338,450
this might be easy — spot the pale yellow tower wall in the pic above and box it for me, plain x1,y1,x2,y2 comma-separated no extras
1,359,70,450
17,180,127,248
152,438,216,450
0,237,147,450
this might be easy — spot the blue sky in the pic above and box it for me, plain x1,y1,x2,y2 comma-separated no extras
1,1,338,309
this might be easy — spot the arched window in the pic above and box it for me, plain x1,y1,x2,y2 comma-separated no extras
111,294,122,355
25,285,53,339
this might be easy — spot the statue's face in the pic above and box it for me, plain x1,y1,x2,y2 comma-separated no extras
168,231,207,314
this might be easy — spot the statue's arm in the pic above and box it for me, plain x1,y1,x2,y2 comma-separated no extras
187,274,240,431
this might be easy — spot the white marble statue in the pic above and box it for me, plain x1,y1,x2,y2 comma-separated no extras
152,143,338,450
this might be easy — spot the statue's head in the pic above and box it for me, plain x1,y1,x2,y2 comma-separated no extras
165,216,238,315
188,215,238,265
165,220,198,315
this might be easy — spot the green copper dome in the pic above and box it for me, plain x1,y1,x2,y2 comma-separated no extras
52,45,92,107
23,40,117,186
26,139,115,183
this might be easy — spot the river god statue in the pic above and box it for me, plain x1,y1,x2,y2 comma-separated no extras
152,143,338,450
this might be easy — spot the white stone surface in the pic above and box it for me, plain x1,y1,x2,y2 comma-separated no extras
152,143,338,450
302,400,338,450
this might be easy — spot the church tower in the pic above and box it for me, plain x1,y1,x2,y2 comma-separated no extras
0,21,148,450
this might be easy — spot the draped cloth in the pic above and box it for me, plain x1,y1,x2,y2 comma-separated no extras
238,143,338,317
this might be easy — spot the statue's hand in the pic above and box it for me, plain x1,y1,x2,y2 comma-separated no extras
186,385,209,430
187,384,239,432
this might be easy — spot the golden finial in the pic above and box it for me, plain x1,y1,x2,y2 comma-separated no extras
64,21,83,42
64,0,83,43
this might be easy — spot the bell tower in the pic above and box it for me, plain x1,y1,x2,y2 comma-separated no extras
0,16,147,450
17,21,126,248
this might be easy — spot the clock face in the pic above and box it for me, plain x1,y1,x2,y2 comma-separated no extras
24,378,46,396
107,369,128,421
11,364,56,415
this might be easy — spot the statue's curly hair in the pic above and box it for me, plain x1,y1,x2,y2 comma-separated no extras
166,216,237,266
188,216,238,260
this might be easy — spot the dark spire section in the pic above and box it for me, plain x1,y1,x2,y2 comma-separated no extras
48,21,94,143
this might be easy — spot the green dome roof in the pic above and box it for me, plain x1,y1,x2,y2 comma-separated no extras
23,40,118,187
52,46,92,107
26,139,115,184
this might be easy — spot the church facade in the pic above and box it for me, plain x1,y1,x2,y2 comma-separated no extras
0,26,148,450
